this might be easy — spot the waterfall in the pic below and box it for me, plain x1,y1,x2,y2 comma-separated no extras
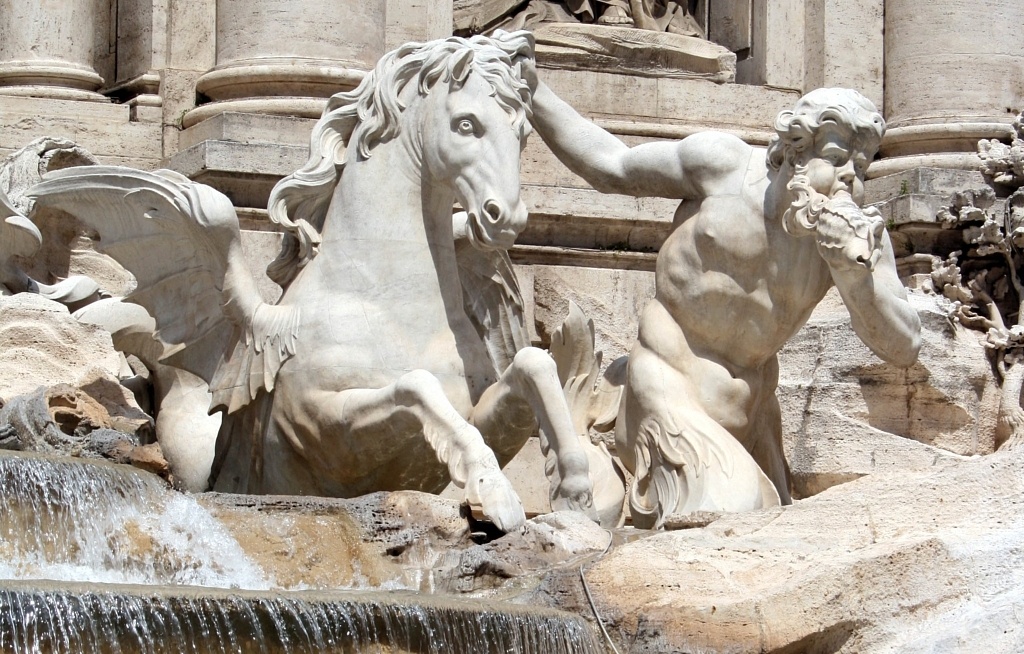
0,451,269,589
0,451,605,653
0,582,603,653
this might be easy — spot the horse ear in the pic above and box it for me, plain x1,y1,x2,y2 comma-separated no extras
450,48,475,85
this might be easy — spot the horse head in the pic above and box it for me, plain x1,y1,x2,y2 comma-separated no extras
414,37,533,250
266,31,535,286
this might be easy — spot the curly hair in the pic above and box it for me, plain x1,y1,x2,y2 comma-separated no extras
265,30,535,288
766,88,885,172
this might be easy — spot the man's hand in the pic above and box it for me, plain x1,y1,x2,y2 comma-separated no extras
519,54,538,96
816,191,884,273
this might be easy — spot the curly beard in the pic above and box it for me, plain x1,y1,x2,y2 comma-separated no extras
780,163,830,238
780,164,885,271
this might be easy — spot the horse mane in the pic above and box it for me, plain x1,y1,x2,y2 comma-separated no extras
265,30,535,288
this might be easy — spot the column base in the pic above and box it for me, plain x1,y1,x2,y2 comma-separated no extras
881,122,1014,158
0,85,107,103
195,58,366,101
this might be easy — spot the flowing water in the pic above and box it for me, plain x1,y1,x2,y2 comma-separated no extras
0,581,602,653
0,452,604,653
0,451,268,589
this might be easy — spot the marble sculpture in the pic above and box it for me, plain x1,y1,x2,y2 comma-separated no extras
526,70,923,528
13,28,925,533
26,31,600,532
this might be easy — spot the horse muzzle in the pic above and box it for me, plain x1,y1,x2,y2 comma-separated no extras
467,198,527,250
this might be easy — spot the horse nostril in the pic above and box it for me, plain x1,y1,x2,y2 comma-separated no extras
483,200,502,224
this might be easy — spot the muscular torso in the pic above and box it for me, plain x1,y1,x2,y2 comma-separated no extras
640,148,834,434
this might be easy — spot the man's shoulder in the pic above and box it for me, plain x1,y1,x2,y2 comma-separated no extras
679,131,753,159
677,131,755,192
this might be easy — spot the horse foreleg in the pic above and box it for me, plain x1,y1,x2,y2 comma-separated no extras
313,369,526,532
472,347,596,519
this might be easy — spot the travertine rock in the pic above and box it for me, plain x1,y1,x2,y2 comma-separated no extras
437,509,612,593
0,294,122,401
568,450,1024,653
0,383,160,475
204,490,612,594
200,491,468,591
779,289,998,497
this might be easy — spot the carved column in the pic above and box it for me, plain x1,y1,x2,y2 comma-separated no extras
880,0,1024,173
0,0,108,101
183,0,387,127
804,0,883,109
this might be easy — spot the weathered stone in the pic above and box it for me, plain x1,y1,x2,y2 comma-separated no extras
779,289,997,497
803,0,883,108
534,23,735,82
0,294,122,402
0,382,155,476
201,491,472,591
558,450,1024,653
529,264,654,366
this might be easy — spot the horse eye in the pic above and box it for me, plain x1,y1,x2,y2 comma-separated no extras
455,118,477,136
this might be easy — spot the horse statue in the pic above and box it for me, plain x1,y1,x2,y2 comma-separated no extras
27,31,598,531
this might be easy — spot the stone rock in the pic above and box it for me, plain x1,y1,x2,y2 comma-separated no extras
201,491,618,596
778,288,997,498
201,491,473,591
412,508,613,594
88,434,171,479
559,450,1024,653
0,383,161,478
0,294,124,401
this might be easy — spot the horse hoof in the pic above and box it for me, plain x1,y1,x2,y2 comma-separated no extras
466,468,526,533
551,473,599,522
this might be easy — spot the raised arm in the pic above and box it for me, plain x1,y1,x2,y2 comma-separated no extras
530,78,749,200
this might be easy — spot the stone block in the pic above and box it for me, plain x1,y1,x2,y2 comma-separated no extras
526,264,655,365
164,139,308,208
0,96,162,170
165,0,215,70
736,0,804,90
518,184,675,251
542,67,797,134
177,112,314,151
385,0,452,50
865,167,988,206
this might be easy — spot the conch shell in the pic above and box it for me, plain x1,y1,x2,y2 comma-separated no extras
816,190,884,271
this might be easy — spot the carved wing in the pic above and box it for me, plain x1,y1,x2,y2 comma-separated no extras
455,226,530,375
0,187,41,259
26,166,299,413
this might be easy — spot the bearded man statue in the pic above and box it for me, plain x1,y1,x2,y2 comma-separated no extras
525,71,922,527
